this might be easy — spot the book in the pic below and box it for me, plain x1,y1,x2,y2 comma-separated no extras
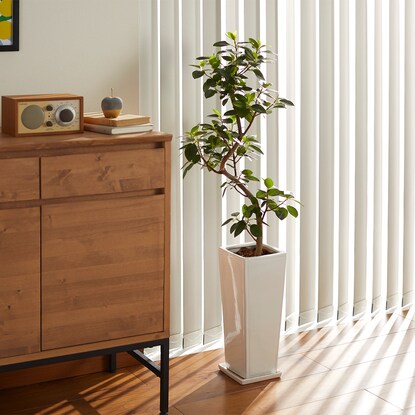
83,112,151,127
84,123,153,135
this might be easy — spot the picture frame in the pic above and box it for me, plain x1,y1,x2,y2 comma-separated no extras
0,0,19,52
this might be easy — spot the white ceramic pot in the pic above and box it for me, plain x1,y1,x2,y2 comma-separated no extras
218,242,286,385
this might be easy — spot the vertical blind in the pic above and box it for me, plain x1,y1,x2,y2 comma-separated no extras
138,0,415,350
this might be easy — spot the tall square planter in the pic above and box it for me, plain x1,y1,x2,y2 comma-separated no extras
218,243,286,384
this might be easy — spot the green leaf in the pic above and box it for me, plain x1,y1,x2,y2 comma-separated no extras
242,169,253,176
227,31,237,41
250,224,262,238
231,212,240,217
192,70,204,79
213,40,230,47
242,204,249,217
267,200,278,211
221,218,233,226
276,208,288,220
244,48,256,61
264,178,274,189
242,204,254,218
279,98,294,106
287,205,299,217
249,38,260,49
256,190,267,199
251,104,267,114
253,68,265,81
182,163,193,178
190,125,199,135
205,89,216,98
234,221,246,237
250,145,264,154
203,78,216,92
267,188,283,197
184,144,198,162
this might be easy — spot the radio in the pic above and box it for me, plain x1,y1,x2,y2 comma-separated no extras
1,94,84,137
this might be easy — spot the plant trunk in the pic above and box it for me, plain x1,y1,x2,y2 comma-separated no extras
254,236,263,256
254,216,263,256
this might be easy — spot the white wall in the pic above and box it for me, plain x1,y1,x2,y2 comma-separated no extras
0,0,139,119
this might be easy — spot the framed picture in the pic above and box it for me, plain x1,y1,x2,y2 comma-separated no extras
0,0,19,52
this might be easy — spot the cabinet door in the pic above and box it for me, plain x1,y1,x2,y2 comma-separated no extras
0,208,40,358
41,196,165,350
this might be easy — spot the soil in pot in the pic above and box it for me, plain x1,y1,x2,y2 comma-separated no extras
235,246,275,257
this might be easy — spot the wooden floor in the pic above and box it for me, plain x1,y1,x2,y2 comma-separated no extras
2,308,415,415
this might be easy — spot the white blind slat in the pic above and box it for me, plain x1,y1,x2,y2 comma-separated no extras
386,0,403,310
202,0,223,343
318,0,335,322
338,0,352,319
353,0,368,316
372,0,386,312
266,0,280,250
182,0,204,348
299,0,318,325
223,0,244,247
278,0,300,329
157,0,183,350
403,0,415,307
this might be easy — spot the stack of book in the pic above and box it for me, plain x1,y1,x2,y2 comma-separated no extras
83,113,153,135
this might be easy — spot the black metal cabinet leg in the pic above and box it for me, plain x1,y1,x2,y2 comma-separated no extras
159,339,169,415
108,353,116,373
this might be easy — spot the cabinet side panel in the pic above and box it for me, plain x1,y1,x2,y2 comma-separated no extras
0,208,40,358
164,141,171,335
41,196,165,350
1,96,17,136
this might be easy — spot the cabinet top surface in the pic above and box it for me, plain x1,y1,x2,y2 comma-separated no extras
0,131,172,154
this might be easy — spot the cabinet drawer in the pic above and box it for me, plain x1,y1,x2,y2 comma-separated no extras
41,195,165,350
41,149,165,199
0,158,39,202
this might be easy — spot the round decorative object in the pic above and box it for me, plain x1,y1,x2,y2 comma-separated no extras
101,88,123,118
21,105,45,130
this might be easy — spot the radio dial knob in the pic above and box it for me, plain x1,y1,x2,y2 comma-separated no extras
55,105,76,126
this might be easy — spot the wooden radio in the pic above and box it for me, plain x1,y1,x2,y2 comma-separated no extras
1,93,84,137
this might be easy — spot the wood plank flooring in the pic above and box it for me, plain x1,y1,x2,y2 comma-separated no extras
1,309,415,414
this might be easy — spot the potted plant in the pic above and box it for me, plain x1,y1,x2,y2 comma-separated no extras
182,32,298,384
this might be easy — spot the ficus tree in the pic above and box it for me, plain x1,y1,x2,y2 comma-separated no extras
181,32,299,256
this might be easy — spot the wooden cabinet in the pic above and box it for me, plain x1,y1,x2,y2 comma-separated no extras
0,131,171,365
